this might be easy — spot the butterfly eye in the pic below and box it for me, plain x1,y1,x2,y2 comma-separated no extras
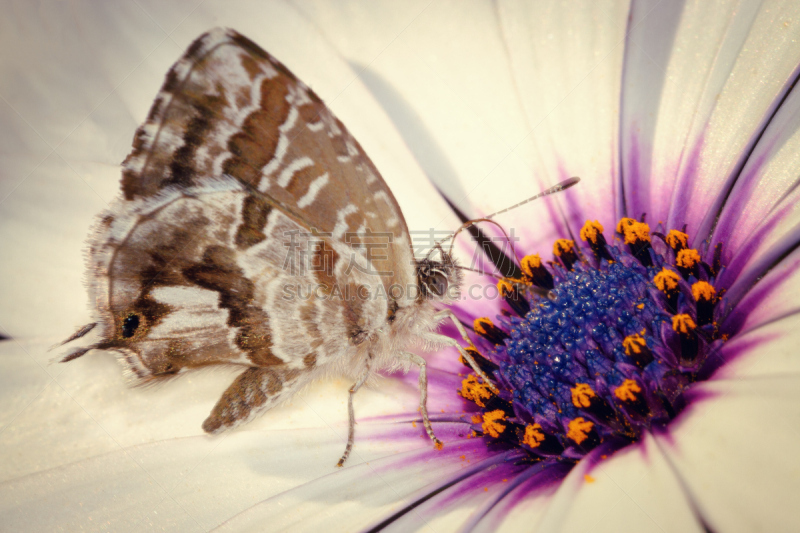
427,272,449,297
122,314,140,338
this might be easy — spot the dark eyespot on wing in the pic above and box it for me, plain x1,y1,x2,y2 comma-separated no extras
122,315,140,338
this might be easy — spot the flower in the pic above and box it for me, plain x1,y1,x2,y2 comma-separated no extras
2,1,800,532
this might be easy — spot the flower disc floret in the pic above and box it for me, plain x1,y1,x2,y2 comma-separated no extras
459,218,726,465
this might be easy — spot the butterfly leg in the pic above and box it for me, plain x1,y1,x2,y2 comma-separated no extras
337,366,371,467
398,351,443,451
427,310,499,392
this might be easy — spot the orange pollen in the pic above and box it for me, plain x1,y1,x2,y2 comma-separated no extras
521,254,542,277
580,220,604,244
676,248,701,268
625,221,651,244
482,410,507,438
616,217,636,233
614,379,641,401
672,314,697,334
665,229,689,249
435,441,444,451
566,417,594,445
617,218,650,244
522,424,546,448
460,375,493,408
692,281,716,302
654,268,681,292
497,279,514,297
553,239,575,257
473,317,494,336
471,414,483,424
570,383,596,408
623,333,647,355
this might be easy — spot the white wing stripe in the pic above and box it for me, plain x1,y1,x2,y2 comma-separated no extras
297,172,330,208
277,156,314,187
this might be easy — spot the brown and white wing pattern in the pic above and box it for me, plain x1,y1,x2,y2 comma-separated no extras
63,28,414,433
122,28,414,289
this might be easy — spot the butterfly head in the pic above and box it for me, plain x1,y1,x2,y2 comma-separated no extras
416,245,462,304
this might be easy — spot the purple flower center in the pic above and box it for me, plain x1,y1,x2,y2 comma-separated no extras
461,220,724,463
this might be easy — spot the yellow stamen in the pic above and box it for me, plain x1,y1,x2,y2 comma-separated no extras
522,424,546,448
616,218,636,234
482,410,507,438
571,383,596,408
553,239,575,257
623,333,646,356
460,375,493,408
617,218,650,244
692,281,716,302
654,268,681,292
672,314,697,334
580,220,604,244
497,279,514,298
566,417,594,445
473,317,494,336
521,254,542,279
614,379,641,402
665,230,689,250
626,221,650,244
676,249,701,269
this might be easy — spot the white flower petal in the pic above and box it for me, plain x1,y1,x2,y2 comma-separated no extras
722,247,800,335
542,434,703,533
495,0,629,239
296,0,630,253
215,442,503,532
656,371,800,533
716,313,800,380
619,0,694,220
475,471,557,533
718,177,800,314
0,338,431,530
0,427,426,532
710,79,800,262
294,0,531,214
625,0,800,238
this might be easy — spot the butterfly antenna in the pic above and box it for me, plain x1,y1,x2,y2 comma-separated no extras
482,177,580,221
443,177,580,277
447,218,518,263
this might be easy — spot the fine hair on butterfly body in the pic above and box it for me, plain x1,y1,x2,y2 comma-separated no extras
59,27,482,467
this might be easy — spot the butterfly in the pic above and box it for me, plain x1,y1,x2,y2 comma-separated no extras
60,27,494,466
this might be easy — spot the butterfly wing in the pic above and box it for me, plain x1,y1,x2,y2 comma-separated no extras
122,28,414,290
64,29,417,430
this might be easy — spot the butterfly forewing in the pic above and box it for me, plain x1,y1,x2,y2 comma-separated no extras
122,28,413,289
